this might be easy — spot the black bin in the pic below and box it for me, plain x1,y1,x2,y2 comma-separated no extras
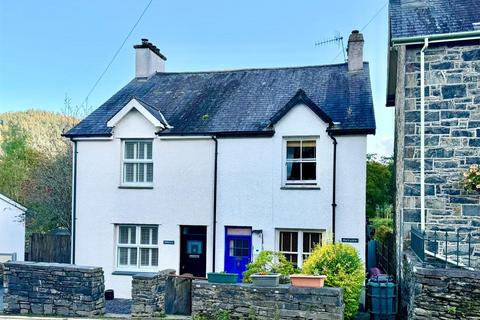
105,289,114,300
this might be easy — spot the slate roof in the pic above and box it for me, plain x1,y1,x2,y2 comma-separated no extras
390,0,480,39
132,97,169,127
65,63,375,138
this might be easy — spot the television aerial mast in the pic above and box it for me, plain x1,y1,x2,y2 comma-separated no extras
315,32,346,62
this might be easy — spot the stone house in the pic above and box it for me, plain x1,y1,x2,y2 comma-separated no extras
387,0,480,275
64,31,375,298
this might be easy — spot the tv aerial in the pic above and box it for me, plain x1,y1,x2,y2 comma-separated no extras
315,32,346,62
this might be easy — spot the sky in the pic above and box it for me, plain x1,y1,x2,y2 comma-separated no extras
0,0,394,156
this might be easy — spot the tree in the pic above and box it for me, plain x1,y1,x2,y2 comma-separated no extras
366,154,394,219
22,150,72,233
0,100,80,235
0,124,40,204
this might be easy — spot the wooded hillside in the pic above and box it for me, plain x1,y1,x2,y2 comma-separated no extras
0,109,78,235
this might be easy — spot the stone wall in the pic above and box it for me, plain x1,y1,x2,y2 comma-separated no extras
402,251,480,319
131,269,175,318
2,261,105,317
398,42,480,259
192,281,344,320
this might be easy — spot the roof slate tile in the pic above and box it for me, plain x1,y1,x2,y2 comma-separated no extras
390,0,480,39
65,63,375,137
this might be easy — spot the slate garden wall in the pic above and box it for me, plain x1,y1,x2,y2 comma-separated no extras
131,269,175,318
2,261,105,317
191,281,344,320
401,251,480,319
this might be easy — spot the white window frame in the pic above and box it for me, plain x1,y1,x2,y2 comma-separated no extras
121,139,154,187
282,137,319,187
276,229,323,267
115,224,159,271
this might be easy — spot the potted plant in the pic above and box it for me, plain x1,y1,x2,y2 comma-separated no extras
250,272,281,287
290,273,327,288
207,271,238,284
242,251,295,284
462,164,480,193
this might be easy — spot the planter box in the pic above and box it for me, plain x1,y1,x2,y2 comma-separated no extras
290,274,326,288
250,274,280,287
207,272,238,283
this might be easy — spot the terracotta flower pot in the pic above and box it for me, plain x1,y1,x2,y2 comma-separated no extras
290,274,326,288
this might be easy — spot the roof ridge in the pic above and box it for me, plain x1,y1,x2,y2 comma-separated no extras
153,62,369,75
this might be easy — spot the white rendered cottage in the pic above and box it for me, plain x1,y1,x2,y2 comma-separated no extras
0,193,26,262
65,31,376,298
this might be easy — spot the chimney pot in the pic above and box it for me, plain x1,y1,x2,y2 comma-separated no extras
134,38,166,78
347,30,364,72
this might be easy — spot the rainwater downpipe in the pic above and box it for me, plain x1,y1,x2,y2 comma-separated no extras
420,38,429,231
327,130,337,243
211,136,218,272
71,140,78,264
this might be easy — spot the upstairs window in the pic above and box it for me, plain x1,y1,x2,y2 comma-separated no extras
284,139,317,185
123,140,153,186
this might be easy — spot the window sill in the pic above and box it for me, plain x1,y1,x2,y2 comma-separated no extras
281,185,320,190
112,270,157,276
118,185,154,189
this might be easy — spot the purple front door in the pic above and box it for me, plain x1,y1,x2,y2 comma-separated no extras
224,227,252,282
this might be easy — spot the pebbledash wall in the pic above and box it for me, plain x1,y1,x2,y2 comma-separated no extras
401,251,480,319
2,262,105,317
395,43,480,256
75,103,367,298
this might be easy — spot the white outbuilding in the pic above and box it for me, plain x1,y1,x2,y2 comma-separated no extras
0,193,26,262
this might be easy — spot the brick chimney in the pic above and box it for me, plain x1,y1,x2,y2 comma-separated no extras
347,30,364,72
134,39,167,78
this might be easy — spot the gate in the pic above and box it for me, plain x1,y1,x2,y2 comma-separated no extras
164,274,195,315
29,233,71,263
376,232,396,278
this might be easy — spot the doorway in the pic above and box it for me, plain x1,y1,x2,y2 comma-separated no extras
224,227,252,282
179,226,207,277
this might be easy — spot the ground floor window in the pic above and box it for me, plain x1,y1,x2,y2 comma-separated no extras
278,230,322,268
116,225,158,270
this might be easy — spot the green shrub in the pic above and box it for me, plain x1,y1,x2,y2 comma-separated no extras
243,250,295,283
370,217,393,242
302,243,364,319
193,310,231,320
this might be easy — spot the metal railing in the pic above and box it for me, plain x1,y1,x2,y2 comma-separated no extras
411,226,479,270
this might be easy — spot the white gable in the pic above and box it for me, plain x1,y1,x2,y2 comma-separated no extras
273,103,329,134
107,98,168,129
0,193,27,212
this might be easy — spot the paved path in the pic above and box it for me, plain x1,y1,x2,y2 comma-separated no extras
105,298,132,315
0,287,4,312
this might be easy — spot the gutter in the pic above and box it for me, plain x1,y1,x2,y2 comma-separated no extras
391,30,480,46
420,38,429,231
327,129,338,243
388,30,480,107
71,141,78,264
157,130,274,138
211,136,218,272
